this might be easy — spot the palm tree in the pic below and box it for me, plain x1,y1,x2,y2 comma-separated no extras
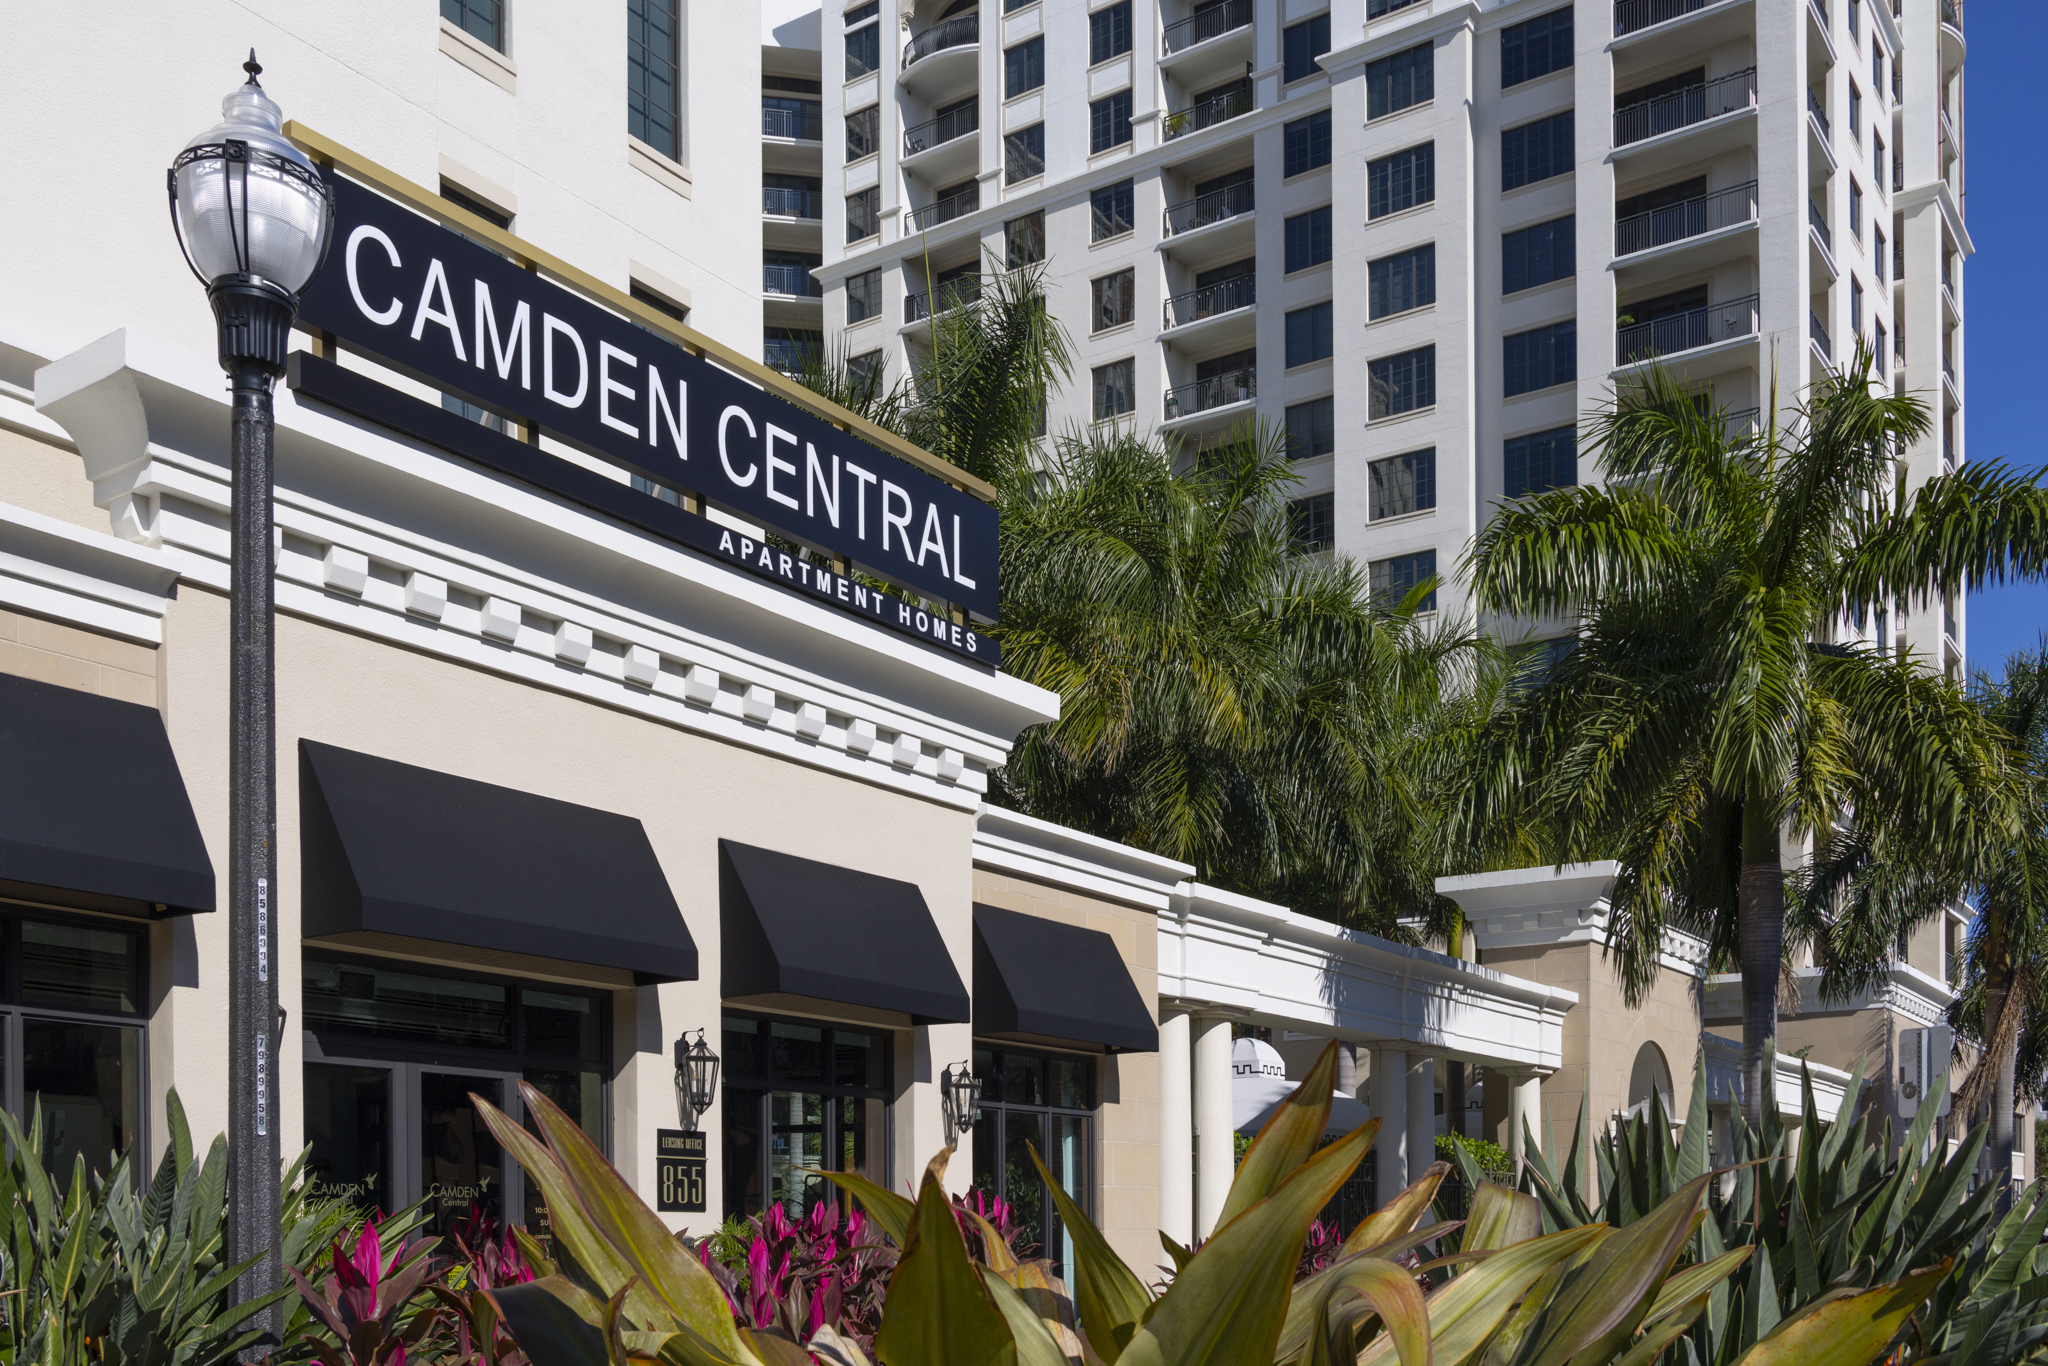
1465,353,2048,1126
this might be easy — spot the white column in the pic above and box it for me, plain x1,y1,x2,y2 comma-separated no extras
1158,1009,1193,1247
1508,1072,1543,1187
1371,1045,1409,1204
1192,1014,1235,1238
1407,1055,1436,1179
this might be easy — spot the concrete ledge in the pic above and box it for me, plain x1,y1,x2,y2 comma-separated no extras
439,18,516,93
629,138,693,199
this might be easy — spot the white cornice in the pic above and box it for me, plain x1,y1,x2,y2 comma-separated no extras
971,805,1192,912
1319,2,1479,78
1440,863,1713,979
0,501,178,644
1700,1033,1853,1117
1895,180,1975,257
1703,963,1955,1029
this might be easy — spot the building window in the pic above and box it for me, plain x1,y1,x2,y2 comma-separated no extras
1092,359,1135,419
1090,2,1133,63
764,251,823,298
1285,207,1332,272
1285,397,1335,460
1370,549,1437,610
1090,91,1133,154
846,187,881,243
1283,14,1332,83
1849,82,1862,141
971,1047,1093,1283
1502,215,1575,293
1090,179,1135,241
848,349,884,390
1367,143,1435,218
1368,0,1425,15
631,282,689,324
1006,37,1045,98
846,105,880,162
1873,130,1885,193
1369,345,1436,418
723,1013,889,1221
1286,302,1334,367
441,0,502,51
1007,210,1046,266
1504,424,1577,498
846,267,883,323
1369,243,1436,318
1370,447,1436,520
1874,225,1886,285
1502,111,1573,191
1850,180,1863,236
627,0,680,159
1092,269,1136,332
441,181,512,230
1006,124,1046,183
1367,43,1434,120
1504,320,1576,396
1288,494,1335,553
1500,8,1572,88
1283,110,1333,176
1874,320,1888,371
845,5,881,79
1851,278,1863,336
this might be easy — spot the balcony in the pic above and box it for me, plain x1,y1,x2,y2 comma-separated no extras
765,336,822,373
1810,310,1832,360
1163,181,1255,237
1722,406,1762,437
1613,68,1757,146
761,105,824,142
1163,82,1254,141
1809,0,1829,32
1614,181,1757,256
1941,0,1961,29
1807,196,1832,252
762,187,822,219
904,184,980,233
1614,0,1707,37
901,14,979,100
1165,0,1252,53
1806,88,1831,141
1163,368,1257,423
904,103,979,159
904,274,982,325
904,14,977,67
1616,293,1759,364
763,262,823,298
1163,274,1255,330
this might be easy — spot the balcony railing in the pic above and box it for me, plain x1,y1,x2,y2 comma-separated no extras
763,263,823,297
1614,0,1707,36
761,105,824,141
1722,406,1763,437
1163,181,1256,236
1894,239,1906,279
904,14,977,68
1615,180,1757,255
1163,0,1254,55
1165,368,1257,420
1807,196,1832,251
904,104,979,157
1806,88,1832,140
1943,351,1956,383
762,187,822,219
1163,84,1254,141
1163,274,1255,329
1941,257,1953,292
1940,0,1962,29
904,185,980,232
1614,68,1757,145
904,274,982,323
1617,293,1759,363
1810,310,1833,358
765,338,821,373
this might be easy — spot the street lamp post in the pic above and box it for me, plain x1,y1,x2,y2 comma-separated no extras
167,53,333,1355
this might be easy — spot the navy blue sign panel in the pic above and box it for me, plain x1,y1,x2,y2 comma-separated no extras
296,177,997,618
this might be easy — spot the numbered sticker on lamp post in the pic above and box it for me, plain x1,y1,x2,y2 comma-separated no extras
655,1129,707,1212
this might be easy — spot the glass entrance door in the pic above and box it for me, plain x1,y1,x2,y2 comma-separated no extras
418,1068,514,1239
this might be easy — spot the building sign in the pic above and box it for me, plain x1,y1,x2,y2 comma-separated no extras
292,175,998,638
655,1128,707,1212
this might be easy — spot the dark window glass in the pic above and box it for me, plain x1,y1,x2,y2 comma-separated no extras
846,267,883,322
1502,110,1573,191
1849,83,1862,142
627,0,681,160
1852,277,1863,335
1007,210,1046,266
1005,124,1046,182
1500,8,1573,88
1288,493,1335,552
1283,14,1332,82
1369,345,1436,418
1367,0,1424,15
304,1063,392,1212
20,921,139,1014
1850,180,1863,235
1284,110,1333,176
441,0,502,50
1006,37,1046,97
1090,2,1133,62
1286,302,1334,367
763,74,823,93
846,105,880,161
1502,215,1575,293
1370,549,1438,610
846,187,881,242
441,181,511,230
1093,270,1136,331
1285,206,1333,272
1285,397,1336,459
1503,320,1577,396
848,350,884,388
1368,143,1435,218
1367,43,1435,119
1369,243,1437,318
1093,359,1135,418
304,958,511,1050
1090,179,1135,240
1196,347,1254,381
632,282,689,323
1504,425,1577,497
723,1012,891,1222
25,1018,141,1188
523,989,602,1059
972,1047,1093,1280
844,1,879,21
1090,90,1134,153
1370,447,1437,519
845,21,880,79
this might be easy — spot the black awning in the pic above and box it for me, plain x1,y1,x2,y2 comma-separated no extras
0,670,213,916
300,740,696,983
720,840,969,1024
973,903,1157,1052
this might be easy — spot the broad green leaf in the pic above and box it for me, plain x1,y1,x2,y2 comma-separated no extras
1641,1247,1752,1326
1463,1183,1541,1252
490,1279,612,1366
1029,1142,1154,1363
1340,1155,1439,1256
1301,1255,1430,1366
1606,1295,1708,1366
807,1324,876,1366
813,1168,915,1248
1675,1054,1711,1186
743,1327,819,1366
1219,1040,1341,1230
998,1256,1086,1362
1161,1231,1193,1275
1118,1121,1376,1366
981,1267,1073,1366
1357,1224,1606,1366
873,1149,1016,1366
1732,1257,1951,1366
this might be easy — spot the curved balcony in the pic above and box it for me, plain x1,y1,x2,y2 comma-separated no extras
901,15,979,100
1613,67,1756,148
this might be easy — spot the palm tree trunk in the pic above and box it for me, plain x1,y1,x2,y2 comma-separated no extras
1738,801,1785,1131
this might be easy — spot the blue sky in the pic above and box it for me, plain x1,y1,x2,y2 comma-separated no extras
1958,3,2048,680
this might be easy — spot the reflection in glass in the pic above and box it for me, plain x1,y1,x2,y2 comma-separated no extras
1002,1054,1042,1106
304,958,510,1049
1050,1059,1089,1109
22,922,139,1014
770,1022,824,1082
1054,1115,1087,1281
22,1018,139,1184
522,991,600,1060
304,1063,393,1214
833,1030,883,1089
521,1068,604,1251
722,1016,763,1081
419,1072,504,1238
770,1090,827,1217
1003,1110,1046,1259
724,1087,766,1219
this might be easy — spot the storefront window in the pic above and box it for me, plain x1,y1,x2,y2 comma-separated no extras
722,1012,890,1221
971,1046,1093,1281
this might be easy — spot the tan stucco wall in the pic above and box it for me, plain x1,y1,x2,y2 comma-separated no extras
971,866,1161,1286
0,608,156,705
0,424,107,531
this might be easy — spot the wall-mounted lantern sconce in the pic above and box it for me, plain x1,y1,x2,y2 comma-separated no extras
675,1029,720,1129
941,1060,983,1144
